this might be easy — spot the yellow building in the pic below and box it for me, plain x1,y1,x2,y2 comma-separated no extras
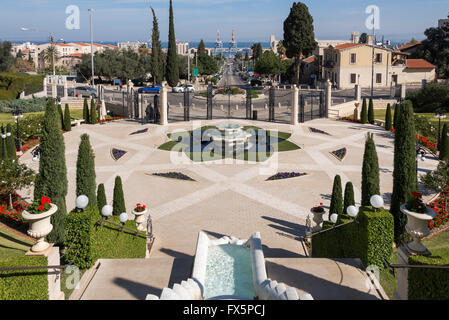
323,43,435,89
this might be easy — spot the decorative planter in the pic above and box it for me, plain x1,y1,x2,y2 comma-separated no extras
311,209,325,232
133,208,148,232
22,203,57,252
400,204,436,255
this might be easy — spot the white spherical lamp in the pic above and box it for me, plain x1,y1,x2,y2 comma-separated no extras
370,195,384,209
347,205,359,218
330,213,338,224
101,205,113,217
76,195,89,210
32,156,39,162
6,132,11,137
119,212,128,224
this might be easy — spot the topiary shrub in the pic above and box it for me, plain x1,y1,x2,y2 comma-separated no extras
112,176,126,215
385,104,392,131
329,175,343,216
96,183,107,216
76,134,97,208
360,98,368,124
312,206,394,269
90,99,97,124
343,181,355,216
63,104,71,132
361,133,380,206
83,98,89,123
0,255,48,300
368,98,374,124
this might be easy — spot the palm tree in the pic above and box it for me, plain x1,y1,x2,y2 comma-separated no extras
42,45,60,74
277,40,286,56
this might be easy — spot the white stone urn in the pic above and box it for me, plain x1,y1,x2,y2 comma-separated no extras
133,208,148,232
22,203,57,252
311,208,325,232
400,204,436,255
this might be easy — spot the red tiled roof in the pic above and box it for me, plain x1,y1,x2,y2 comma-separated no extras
333,43,362,50
65,53,82,58
72,42,89,46
56,43,72,47
93,43,104,47
400,41,422,51
406,59,435,69
303,55,315,63
104,44,118,49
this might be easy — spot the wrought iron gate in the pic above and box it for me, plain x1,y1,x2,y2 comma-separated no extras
299,90,325,123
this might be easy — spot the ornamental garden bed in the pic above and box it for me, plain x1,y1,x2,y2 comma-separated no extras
266,172,307,181
111,148,128,161
308,127,331,135
150,172,196,181
427,187,449,231
330,148,347,161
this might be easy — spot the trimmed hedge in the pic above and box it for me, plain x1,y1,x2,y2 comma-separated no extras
0,97,47,113
64,207,146,269
312,206,394,269
0,255,48,300
408,248,449,300
0,73,44,100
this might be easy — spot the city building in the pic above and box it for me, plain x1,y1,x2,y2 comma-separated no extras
269,35,279,53
117,41,146,52
322,42,435,89
176,42,189,56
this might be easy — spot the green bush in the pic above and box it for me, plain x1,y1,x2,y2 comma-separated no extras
64,208,95,269
406,83,449,113
0,73,44,100
408,248,449,300
0,97,47,113
64,207,146,269
112,176,126,215
312,206,394,269
0,255,48,300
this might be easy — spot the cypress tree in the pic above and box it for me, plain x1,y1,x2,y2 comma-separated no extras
361,133,380,206
151,7,164,85
97,183,107,216
440,123,449,161
360,98,368,124
5,124,17,160
368,98,374,124
198,40,206,56
57,103,64,130
76,134,97,208
34,99,68,245
90,99,97,124
385,103,392,131
393,103,400,129
329,175,343,217
165,0,179,87
63,104,72,132
390,101,417,244
343,181,355,215
112,176,126,215
83,98,90,124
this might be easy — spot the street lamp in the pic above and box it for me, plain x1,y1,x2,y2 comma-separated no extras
435,108,446,150
346,205,359,219
88,9,95,86
1,126,6,160
12,108,23,152
370,195,384,212
416,146,426,176
76,195,89,212
329,213,338,224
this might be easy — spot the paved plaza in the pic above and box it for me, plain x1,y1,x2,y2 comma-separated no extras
20,118,439,299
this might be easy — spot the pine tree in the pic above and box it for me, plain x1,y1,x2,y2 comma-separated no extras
112,176,126,215
90,99,97,124
368,98,374,124
83,98,90,124
283,2,317,84
198,40,206,56
57,102,64,130
385,103,392,131
165,0,179,87
34,99,68,245
97,183,107,216
5,124,17,160
151,7,164,85
361,133,380,206
63,104,72,132
390,101,417,243
343,181,355,216
329,175,343,217
360,98,368,124
76,134,97,208
440,123,449,161
393,103,400,129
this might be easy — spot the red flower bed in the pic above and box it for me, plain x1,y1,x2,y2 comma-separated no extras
416,134,437,152
18,138,40,157
0,199,29,225
428,187,449,230
340,117,360,123
98,116,123,124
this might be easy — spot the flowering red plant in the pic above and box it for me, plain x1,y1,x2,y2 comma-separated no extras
27,196,52,214
406,191,427,214
312,203,325,213
134,203,146,212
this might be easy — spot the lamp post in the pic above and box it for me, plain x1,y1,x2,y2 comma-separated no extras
370,195,384,212
75,195,89,213
435,108,446,150
100,205,113,226
12,108,23,152
88,9,95,86
1,126,6,160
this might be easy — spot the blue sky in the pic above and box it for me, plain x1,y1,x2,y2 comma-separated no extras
0,0,448,43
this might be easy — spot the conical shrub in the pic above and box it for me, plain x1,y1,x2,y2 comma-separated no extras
343,181,355,216
440,123,449,161
63,104,72,132
329,175,343,217
83,98,90,124
57,103,64,130
76,134,97,208
360,98,368,124
393,103,400,130
90,99,97,124
385,104,392,131
368,98,374,124
361,132,380,206
5,124,17,160
112,176,126,215
97,183,107,216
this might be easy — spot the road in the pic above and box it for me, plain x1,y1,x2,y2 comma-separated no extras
218,63,247,88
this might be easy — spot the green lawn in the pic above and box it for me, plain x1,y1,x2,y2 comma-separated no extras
0,109,84,126
0,225,33,260
379,230,449,299
374,109,449,127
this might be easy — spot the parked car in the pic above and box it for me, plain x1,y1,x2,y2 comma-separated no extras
172,84,195,93
138,85,162,94
68,86,97,98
